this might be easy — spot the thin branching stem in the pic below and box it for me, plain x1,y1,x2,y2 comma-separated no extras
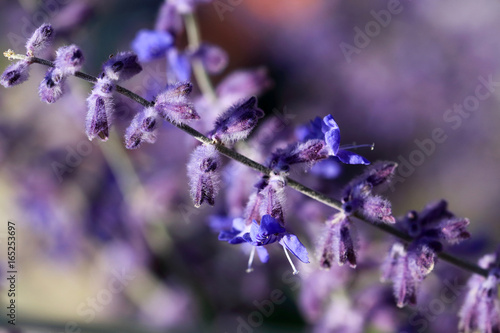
6,53,485,278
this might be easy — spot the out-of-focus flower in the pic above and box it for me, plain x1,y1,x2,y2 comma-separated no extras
189,42,228,74
459,254,500,333
131,29,174,63
167,48,192,82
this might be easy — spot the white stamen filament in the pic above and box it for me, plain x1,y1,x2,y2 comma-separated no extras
246,246,256,273
340,142,375,151
283,246,299,275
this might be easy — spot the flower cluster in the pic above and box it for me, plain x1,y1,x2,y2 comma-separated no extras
381,200,471,307
319,161,397,269
1,23,54,88
131,0,226,82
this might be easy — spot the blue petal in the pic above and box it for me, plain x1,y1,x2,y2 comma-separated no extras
310,158,342,179
131,30,173,62
336,149,370,165
256,246,269,263
250,220,260,242
322,114,339,133
280,233,310,263
218,228,239,241
325,129,340,155
260,215,286,235
167,48,191,82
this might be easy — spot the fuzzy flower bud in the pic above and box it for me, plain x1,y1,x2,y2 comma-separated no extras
459,254,500,333
102,51,142,81
259,173,286,223
154,82,199,124
187,145,221,207
25,23,54,56
209,96,264,144
124,107,158,149
319,213,357,269
266,139,328,173
381,242,437,307
54,44,84,75
86,77,114,141
341,161,397,223
39,67,65,104
0,60,30,88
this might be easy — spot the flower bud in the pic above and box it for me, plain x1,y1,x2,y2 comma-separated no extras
25,23,54,56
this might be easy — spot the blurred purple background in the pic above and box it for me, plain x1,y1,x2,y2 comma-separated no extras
1,0,500,332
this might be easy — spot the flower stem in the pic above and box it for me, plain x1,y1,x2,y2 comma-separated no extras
11,54,487,278
183,12,217,102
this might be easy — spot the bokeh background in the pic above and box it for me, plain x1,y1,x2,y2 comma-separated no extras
1,0,500,332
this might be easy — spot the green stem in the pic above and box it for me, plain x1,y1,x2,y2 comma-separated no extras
183,12,217,102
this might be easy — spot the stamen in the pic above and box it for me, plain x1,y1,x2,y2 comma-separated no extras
246,246,256,273
283,246,299,275
3,50,28,61
340,142,375,151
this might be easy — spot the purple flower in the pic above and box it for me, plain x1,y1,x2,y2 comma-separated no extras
243,215,309,264
54,44,84,75
382,200,471,307
1,60,31,88
322,114,370,165
258,173,286,222
39,68,65,104
209,96,264,144
341,161,397,223
190,42,228,74
86,77,114,141
124,107,158,149
319,212,357,269
459,254,500,333
215,68,272,105
25,23,54,56
187,144,221,207
167,48,192,82
154,82,199,124
266,139,328,173
131,30,174,63
155,1,183,35
102,51,142,81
